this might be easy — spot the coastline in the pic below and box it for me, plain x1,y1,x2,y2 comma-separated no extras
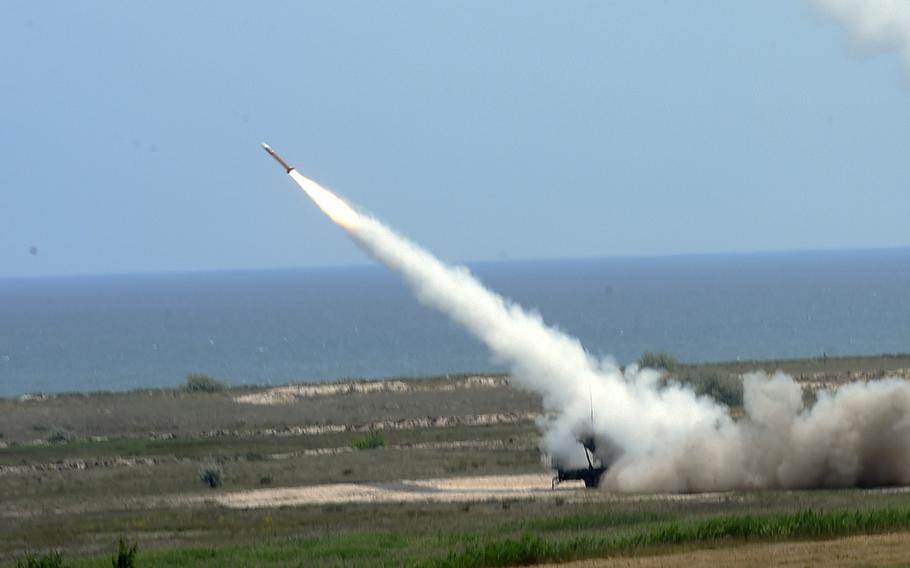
4,351,909,400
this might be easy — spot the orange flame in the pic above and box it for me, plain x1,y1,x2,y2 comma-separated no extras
289,171,362,229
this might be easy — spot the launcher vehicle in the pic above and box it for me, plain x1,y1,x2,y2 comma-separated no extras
551,435,607,489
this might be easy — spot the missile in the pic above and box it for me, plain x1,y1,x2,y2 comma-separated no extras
261,142,294,173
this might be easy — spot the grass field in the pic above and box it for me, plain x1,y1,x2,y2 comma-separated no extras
11,492,910,567
2,354,910,566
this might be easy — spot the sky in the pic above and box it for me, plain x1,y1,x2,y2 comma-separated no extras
2,1,909,278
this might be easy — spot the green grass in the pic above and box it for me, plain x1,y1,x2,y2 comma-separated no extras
13,551,66,568
521,511,676,532
351,431,386,450
62,533,412,568
32,507,910,568
425,508,910,568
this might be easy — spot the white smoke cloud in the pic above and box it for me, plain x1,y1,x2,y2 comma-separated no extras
288,172,910,492
812,0,910,72
350,215,910,491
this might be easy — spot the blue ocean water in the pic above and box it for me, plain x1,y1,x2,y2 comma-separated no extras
1,249,908,396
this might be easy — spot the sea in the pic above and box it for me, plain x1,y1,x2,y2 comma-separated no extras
1,248,909,397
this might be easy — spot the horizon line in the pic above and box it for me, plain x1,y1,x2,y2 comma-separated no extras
3,244,910,282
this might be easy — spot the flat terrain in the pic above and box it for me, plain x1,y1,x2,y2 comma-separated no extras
0,375,538,444
546,532,910,568
2,355,910,566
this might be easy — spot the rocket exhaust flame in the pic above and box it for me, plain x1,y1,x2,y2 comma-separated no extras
264,144,910,493
288,171,362,230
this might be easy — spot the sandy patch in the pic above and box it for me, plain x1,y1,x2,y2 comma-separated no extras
201,474,745,510
207,473,566,508
233,375,509,405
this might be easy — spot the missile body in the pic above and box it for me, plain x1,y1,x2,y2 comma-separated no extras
261,143,294,173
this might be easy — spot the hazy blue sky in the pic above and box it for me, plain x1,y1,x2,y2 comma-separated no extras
2,1,908,278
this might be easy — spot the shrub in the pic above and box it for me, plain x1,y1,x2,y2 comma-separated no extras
676,370,743,407
183,373,227,393
111,537,138,568
200,463,224,488
46,428,74,444
638,351,680,371
15,551,66,568
352,431,386,450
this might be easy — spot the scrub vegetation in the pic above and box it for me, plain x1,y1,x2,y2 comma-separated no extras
637,351,680,371
182,373,227,393
673,369,744,407
199,463,224,489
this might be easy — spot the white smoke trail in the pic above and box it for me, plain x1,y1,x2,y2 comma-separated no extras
289,171,910,492
812,0,910,72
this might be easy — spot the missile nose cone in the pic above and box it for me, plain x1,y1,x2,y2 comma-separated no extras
261,142,272,151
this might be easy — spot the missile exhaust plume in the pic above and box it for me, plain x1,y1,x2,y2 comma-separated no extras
264,144,910,492
288,170,362,230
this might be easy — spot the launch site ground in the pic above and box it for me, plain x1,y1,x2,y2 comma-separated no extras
2,353,910,566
